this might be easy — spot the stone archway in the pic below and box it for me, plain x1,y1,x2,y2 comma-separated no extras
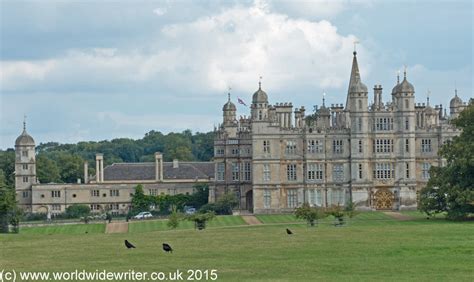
245,190,253,212
374,189,394,210
36,206,48,214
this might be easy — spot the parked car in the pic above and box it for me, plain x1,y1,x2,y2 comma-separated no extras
134,212,153,219
185,207,196,215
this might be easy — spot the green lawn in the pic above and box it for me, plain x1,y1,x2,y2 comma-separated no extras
2,218,473,281
129,215,247,233
255,214,305,224
20,223,105,235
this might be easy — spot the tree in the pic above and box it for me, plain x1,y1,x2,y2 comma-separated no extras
0,150,15,187
36,154,61,183
0,170,21,233
295,203,327,227
65,204,91,218
131,184,150,214
186,211,215,230
327,205,346,226
167,206,182,229
188,183,209,209
418,103,474,220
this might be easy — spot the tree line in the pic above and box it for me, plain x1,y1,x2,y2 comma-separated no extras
0,130,214,186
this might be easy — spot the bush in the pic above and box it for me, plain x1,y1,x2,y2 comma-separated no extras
186,212,215,230
295,203,327,227
66,204,91,218
167,207,183,229
23,213,47,221
327,205,345,226
199,192,238,215
344,201,359,219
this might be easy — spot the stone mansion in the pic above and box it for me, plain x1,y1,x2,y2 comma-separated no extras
213,51,467,213
15,51,468,214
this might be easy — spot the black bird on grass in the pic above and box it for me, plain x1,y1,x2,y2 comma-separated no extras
125,240,136,249
162,243,173,253
286,228,293,235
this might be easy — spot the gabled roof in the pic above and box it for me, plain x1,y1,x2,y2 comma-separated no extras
103,162,214,181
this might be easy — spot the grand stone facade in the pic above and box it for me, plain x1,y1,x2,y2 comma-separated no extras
212,51,468,213
14,51,468,215
15,127,214,215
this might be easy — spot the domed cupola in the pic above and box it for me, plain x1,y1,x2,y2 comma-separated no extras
15,120,35,146
252,81,268,104
222,95,236,112
397,69,415,94
392,68,415,95
399,78,415,93
449,89,463,108
222,93,237,126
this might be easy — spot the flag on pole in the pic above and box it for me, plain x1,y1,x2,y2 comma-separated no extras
238,97,247,107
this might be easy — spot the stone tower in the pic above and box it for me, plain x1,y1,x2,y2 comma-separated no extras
222,92,238,137
15,119,36,212
346,51,369,196
391,69,417,207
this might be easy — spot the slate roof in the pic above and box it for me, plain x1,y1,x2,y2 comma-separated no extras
103,162,214,181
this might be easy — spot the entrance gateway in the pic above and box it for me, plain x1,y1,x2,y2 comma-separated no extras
245,190,253,212
374,189,394,210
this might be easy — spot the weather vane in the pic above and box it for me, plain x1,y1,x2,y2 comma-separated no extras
353,40,360,53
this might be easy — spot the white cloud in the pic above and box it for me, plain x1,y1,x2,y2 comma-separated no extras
153,7,167,16
0,1,366,98
266,0,374,19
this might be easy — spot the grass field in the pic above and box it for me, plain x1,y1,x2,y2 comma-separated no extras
20,223,106,235
129,215,247,233
2,214,473,281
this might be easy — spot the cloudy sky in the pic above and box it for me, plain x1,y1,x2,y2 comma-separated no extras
1,0,472,149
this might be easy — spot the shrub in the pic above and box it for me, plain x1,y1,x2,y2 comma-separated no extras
199,192,238,215
167,207,183,229
327,205,345,226
344,201,359,219
66,204,91,218
186,212,215,230
295,203,327,227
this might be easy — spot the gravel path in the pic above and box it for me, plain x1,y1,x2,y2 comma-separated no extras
106,222,129,233
241,215,263,225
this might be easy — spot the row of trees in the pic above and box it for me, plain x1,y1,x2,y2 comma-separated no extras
130,184,210,216
0,130,214,185
295,202,358,227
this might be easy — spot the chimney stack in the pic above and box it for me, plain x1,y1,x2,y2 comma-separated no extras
95,154,104,183
155,152,163,181
84,161,89,183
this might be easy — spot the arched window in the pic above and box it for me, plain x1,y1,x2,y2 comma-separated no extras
358,100,362,110
405,99,409,109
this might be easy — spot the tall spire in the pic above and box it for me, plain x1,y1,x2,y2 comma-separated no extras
348,51,361,89
259,76,262,90
322,92,326,107
346,49,367,110
397,70,400,84
427,90,431,106
403,65,407,80
228,86,231,102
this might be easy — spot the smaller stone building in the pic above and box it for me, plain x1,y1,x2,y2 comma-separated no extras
14,128,215,215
